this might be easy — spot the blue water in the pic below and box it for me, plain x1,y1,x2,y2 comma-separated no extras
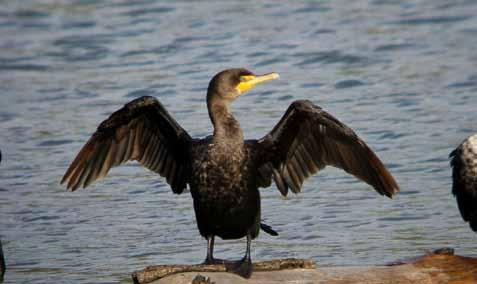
1,1,477,283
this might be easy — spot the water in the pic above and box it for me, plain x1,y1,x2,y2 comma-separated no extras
1,0,476,283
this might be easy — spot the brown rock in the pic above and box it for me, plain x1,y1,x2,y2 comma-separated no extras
131,249,477,284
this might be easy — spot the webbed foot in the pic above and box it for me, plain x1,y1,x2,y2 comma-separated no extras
227,257,252,278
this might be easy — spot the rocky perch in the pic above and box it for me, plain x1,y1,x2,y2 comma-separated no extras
132,248,477,284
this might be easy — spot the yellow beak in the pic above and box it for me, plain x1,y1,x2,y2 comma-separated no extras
236,72,280,95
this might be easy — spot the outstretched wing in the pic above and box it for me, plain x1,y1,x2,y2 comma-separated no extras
256,100,399,197
450,136,477,232
61,96,192,193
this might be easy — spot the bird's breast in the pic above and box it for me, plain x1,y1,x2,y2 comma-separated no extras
190,142,250,193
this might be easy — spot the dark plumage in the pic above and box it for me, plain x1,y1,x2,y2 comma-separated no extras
1,150,4,281
62,68,399,277
450,134,477,232
0,237,4,281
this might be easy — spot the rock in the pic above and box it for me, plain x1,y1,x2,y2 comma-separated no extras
191,274,215,284
132,258,314,284
131,249,477,284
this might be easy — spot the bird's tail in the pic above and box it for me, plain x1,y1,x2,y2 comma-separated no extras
260,223,278,236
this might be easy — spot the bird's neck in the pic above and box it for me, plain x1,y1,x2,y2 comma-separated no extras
207,98,244,146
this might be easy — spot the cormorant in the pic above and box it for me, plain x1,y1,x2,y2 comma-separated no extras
1,150,4,281
62,68,399,277
0,237,4,282
450,134,477,232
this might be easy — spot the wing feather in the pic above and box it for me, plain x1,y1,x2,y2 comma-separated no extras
61,96,192,194
257,100,399,197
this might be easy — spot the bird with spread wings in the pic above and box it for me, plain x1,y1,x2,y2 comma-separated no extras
62,68,399,277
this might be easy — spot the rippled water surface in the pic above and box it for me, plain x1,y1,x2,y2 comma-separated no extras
1,1,477,283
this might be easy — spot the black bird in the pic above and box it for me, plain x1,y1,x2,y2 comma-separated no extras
450,134,477,232
62,68,399,277
1,150,5,282
0,238,4,282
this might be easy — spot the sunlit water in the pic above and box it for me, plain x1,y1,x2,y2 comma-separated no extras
1,1,477,283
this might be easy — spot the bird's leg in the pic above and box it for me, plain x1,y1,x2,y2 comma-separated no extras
242,233,252,263
230,234,253,278
206,235,214,262
203,235,227,265
203,235,215,264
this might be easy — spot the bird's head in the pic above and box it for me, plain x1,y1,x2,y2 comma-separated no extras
207,68,279,103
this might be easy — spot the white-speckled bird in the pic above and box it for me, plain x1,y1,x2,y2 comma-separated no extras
450,134,477,232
